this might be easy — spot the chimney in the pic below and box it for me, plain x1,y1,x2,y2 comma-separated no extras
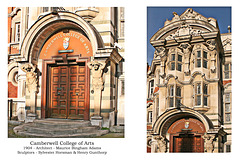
228,26,231,33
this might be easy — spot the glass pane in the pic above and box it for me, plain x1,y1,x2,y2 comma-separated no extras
225,64,229,71
170,86,174,96
197,95,201,105
171,54,175,61
177,63,182,71
197,51,201,57
225,93,230,102
204,96,208,106
43,7,49,12
203,84,208,94
225,72,229,79
148,111,152,123
197,84,201,94
226,145,231,152
51,7,58,11
176,98,181,107
225,113,231,122
170,98,174,107
203,60,208,68
150,80,154,87
171,62,175,70
150,88,153,95
178,55,182,62
176,87,181,97
225,103,230,112
197,59,201,67
203,51,208,59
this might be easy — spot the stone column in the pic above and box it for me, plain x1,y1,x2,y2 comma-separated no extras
202,133,215,153
87,60,106,127
20,63,39,123
151,135,159,153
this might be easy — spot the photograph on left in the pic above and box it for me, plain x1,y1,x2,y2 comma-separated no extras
7,7,125,138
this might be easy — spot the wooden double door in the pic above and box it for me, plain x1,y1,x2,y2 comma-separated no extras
48,63,89,120
173,134,204,152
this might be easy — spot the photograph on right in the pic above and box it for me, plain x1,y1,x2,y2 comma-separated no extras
146,7,232,153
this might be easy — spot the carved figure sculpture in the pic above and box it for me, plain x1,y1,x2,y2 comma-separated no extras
156,136,167,153
20,63,38,93
87,60,106,91
179,43,192,75
206,39,217,72
87,60,106,117
172,12,180,21
154,47,167,77
203,134,215,153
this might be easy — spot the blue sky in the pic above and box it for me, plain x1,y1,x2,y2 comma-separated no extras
147,7,232,65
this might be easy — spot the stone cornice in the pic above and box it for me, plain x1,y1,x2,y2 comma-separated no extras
95,48,123,64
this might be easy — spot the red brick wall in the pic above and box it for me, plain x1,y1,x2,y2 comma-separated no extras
8,82,18,98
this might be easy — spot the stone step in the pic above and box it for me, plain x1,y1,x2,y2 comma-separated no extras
13,119,108,138
13,129,109,138
33,119,91,129
23,125,99,135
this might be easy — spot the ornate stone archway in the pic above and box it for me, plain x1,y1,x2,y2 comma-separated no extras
16,11,104,64
149,107,219,153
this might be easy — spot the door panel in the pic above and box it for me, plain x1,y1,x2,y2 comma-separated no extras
48,64,88,120
173,134,203,152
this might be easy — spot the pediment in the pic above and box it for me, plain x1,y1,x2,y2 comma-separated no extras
150,8,219,42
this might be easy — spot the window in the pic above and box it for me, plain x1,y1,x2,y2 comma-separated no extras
225,113,231,122
195,82,208,106
120,7,125,37
168,85,182,108
43,7,49,12
42,7,59,13
224,63,232,79
195,50,208,69
225,103,230,112
169,53,183,71
148,111,153,123
226,145,231,152
121,80,125,95
149,80,154,98
225,93,231,123
15,22,20,42
225,93,230,102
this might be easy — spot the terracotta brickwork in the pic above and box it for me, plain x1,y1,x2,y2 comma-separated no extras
8,82,18,98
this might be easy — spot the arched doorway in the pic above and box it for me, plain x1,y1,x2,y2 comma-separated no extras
40,30,92,120
168,118,205,152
